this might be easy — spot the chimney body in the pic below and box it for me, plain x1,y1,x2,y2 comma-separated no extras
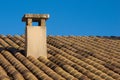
22,14,49,58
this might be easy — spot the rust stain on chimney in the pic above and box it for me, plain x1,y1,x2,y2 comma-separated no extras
22,14,49,58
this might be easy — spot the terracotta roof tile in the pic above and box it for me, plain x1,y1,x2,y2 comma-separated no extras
0,35,120,80
0,66,10,80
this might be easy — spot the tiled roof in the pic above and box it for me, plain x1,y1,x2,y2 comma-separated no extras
0,35,120,80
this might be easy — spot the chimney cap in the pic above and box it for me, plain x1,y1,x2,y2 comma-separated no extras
22,14,50,22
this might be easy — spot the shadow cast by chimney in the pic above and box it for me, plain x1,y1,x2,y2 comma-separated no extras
6,47,25,56
0,47,5,52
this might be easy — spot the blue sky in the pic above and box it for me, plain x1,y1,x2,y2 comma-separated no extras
0,0,120,36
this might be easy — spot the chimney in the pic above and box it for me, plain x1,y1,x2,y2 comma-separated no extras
22,14,49,58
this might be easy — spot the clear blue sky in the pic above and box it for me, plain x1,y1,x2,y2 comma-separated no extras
0,0,120,36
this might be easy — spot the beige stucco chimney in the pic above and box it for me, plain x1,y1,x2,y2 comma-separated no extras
22,14,49,58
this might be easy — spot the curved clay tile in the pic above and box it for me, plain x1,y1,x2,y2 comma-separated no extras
0,35,120,80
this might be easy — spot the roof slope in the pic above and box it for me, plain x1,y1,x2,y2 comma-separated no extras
0,35,120,80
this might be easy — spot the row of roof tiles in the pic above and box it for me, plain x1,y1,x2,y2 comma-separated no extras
0,35,120,80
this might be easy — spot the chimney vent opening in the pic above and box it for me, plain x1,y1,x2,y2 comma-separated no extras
32,22,39,26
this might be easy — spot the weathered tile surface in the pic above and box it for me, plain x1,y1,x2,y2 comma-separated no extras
0,35,120,80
